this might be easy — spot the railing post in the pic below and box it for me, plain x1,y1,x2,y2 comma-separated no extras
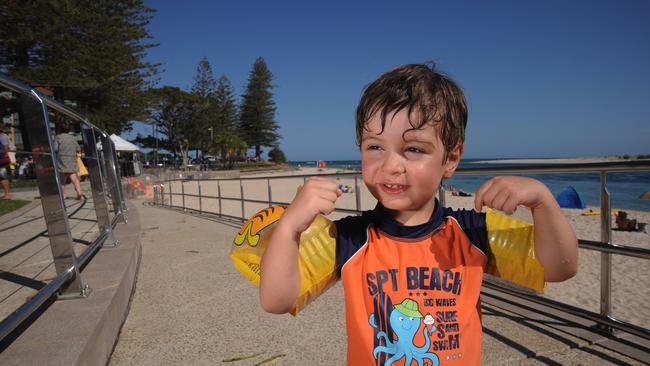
159,184,164,206
240,179,245,221
198,180,202,214
355,175,361,212
599,171,613,333
105,134,127,221
82,125,119,248
217,180,222,217
169,182,173,207
438,185,446,208
20,91,90,298
182,180,186,211
267,178,272,206
96,142,110,210
98,133,125,223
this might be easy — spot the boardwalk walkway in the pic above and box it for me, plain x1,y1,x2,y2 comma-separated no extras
109,201,649,366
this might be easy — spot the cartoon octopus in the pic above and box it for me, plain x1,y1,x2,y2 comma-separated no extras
369,298,439,366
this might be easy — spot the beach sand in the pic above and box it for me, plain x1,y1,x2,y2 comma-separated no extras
167,167,650,329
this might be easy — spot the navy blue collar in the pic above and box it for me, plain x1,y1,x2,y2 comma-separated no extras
364,199,445,239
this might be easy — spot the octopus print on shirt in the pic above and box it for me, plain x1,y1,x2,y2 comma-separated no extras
335,203,488,366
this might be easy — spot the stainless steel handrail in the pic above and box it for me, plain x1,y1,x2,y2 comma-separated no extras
0,268,75,341
0,73,126,342
154,160,650,340
0,214,119,341
158,159,650,183
578,239,650,259
482,281,650,340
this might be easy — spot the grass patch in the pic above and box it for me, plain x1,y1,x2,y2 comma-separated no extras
207,161,288,171
10,179,38,189
0,199,31,216
236,162,290,171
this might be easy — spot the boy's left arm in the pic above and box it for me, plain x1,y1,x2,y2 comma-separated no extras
475,176,578,282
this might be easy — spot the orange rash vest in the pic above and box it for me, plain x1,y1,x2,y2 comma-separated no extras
334,202,488,366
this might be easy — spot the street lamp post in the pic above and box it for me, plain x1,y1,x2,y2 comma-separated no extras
153,123,158,167
206,127,214,172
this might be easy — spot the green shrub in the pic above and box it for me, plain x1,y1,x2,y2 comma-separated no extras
268,147,287,163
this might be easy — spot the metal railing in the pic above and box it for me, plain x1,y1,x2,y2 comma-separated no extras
0,73,127,341
152,160,650,340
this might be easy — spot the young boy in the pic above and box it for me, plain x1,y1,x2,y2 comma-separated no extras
259,63,578,365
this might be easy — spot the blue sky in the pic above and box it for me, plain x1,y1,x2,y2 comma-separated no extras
128,0,650,161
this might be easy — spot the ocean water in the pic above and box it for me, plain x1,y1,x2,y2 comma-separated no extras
289,159,650,212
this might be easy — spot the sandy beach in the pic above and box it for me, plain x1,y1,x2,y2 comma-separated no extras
167,167,650,329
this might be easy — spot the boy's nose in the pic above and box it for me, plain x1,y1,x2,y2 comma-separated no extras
381,152,406,175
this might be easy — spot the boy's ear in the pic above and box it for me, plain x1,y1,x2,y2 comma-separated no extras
443,143,464,179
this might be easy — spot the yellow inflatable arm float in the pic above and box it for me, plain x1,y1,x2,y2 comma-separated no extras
230,206,338,315
485,209,545,293
230,206,545,315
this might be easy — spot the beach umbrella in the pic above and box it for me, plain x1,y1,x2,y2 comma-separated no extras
640,191,650,200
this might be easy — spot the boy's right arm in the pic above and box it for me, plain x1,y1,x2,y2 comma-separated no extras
259,177,342,314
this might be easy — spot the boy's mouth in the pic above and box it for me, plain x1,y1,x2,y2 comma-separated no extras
380,183,408,194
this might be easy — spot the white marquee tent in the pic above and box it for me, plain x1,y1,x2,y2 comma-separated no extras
110,134,139,152
109,134,141,176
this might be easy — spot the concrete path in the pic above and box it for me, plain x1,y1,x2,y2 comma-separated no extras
109,201,347,365
109,202,648,366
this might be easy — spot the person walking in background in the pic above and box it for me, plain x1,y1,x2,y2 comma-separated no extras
54,116,83,200
0,121,11,199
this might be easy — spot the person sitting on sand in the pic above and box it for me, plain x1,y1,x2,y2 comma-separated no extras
259,63,578,365
615,211,639,232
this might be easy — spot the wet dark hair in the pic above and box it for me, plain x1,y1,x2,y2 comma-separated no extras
355,63,467,158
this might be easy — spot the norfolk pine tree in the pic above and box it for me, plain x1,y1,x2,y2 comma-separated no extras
239,57,280,160
190,57,217,156
0,0,159,133
212,76,244,168
191,57,217,99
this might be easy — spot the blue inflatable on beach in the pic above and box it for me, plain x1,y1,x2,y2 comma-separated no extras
556,186,587,209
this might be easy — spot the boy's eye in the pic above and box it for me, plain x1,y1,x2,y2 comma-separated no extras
366,145,381,151
406,147,424,154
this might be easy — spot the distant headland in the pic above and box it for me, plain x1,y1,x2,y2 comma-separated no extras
470,155,650,165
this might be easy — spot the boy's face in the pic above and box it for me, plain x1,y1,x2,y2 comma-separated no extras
360,109,462,225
